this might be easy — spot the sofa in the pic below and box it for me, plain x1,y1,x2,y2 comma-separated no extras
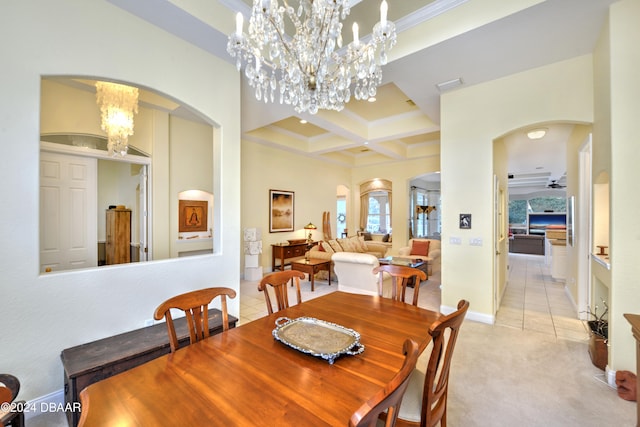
395,238,441,276
509,234,545,255
307,235,389,262
331,252,393,297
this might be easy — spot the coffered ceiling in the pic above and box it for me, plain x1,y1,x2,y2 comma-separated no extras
107,0,617,191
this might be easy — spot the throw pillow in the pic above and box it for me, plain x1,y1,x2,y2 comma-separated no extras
321,241,335,254
318,241,325,252
348,236,366,252
337,237,358,252
382,233,390,242
328,239,343,253
362,232,372,241
410,240,430,257
356,236,369,252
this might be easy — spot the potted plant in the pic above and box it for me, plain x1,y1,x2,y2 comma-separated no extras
586,300,608,370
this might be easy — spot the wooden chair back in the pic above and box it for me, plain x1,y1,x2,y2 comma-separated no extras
373,264,427,306
1,374,24,427
396,299,469,427
154,287,237,353
258,270,306,314
349,339,420,427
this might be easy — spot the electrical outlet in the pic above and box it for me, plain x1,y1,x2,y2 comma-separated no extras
449,236,462,245
469,238,483,246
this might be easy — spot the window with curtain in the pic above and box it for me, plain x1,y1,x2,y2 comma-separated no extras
366,191,390,233
359,179,392,234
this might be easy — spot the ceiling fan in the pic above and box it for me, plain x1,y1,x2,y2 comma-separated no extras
547,180,566,189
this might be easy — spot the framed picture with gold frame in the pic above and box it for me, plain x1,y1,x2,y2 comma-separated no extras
269,189,294,233
179,200,208,232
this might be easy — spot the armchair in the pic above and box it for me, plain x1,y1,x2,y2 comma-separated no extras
396,239,441,276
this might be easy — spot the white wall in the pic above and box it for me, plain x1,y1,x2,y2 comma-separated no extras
440,55,594,319
0,0,240,400
602,0,640,371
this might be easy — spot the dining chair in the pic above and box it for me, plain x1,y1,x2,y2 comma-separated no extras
258,270,306,314
349,339,420,427
154,287,237,353
372,264,427,306
394,299,470,427
0,374,25,427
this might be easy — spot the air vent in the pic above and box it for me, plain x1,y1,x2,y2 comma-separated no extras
436,77,463,92
405,99,416,106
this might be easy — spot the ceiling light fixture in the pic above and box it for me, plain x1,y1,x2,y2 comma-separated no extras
367,96,376,103
95,82,139,156
227,0,396,114
527,128,547,140
299,119,307,124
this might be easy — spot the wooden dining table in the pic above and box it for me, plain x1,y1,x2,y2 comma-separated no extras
78,291,441,426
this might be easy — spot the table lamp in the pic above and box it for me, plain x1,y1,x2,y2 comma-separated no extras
304,222,317,243
304,223,317,261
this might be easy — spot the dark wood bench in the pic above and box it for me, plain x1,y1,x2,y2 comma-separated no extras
60,309,237,427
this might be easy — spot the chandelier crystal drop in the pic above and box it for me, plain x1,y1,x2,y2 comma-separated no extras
95,82,139,156
227,0,396,114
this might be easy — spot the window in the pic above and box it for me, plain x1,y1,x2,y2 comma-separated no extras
359,178,392,234
410,187,440,238
366,191,390,233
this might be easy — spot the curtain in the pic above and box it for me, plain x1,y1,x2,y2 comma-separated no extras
359,194,369,231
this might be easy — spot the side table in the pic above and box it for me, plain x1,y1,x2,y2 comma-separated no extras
290,258,332,291
271,242,308,271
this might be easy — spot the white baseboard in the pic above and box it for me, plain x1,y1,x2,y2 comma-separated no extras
24,388,68,421
440,305,494,325
606,365,617,388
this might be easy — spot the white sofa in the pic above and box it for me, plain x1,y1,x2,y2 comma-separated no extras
332,252,392,297
396,238,441,275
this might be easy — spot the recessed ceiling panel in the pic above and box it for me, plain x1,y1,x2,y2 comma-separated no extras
272,117,329,138
346,83,417,121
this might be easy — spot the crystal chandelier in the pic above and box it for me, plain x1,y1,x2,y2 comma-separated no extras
95,82,139,156
227,0,396,114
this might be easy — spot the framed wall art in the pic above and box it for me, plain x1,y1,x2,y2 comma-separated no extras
459,213,471,229
179,200,208,232
270,189,295,233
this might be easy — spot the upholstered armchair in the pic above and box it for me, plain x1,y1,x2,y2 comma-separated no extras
396,238,441,276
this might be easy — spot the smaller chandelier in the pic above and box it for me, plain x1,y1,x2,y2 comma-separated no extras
95,82,139,156
227,0,396,114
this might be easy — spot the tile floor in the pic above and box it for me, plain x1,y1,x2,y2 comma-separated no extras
495,253,590,342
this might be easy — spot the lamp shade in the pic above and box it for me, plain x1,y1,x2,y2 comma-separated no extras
304,222,317,230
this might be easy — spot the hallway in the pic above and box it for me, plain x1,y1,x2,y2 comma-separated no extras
496,253,589,341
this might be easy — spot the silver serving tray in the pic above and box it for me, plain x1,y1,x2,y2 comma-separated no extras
273,317,365,364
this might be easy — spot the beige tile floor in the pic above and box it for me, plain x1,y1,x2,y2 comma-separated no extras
495,253,590,342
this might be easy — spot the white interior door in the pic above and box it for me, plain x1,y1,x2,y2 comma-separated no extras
138,165,149,261
577,135,593,319
40,151,97,272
